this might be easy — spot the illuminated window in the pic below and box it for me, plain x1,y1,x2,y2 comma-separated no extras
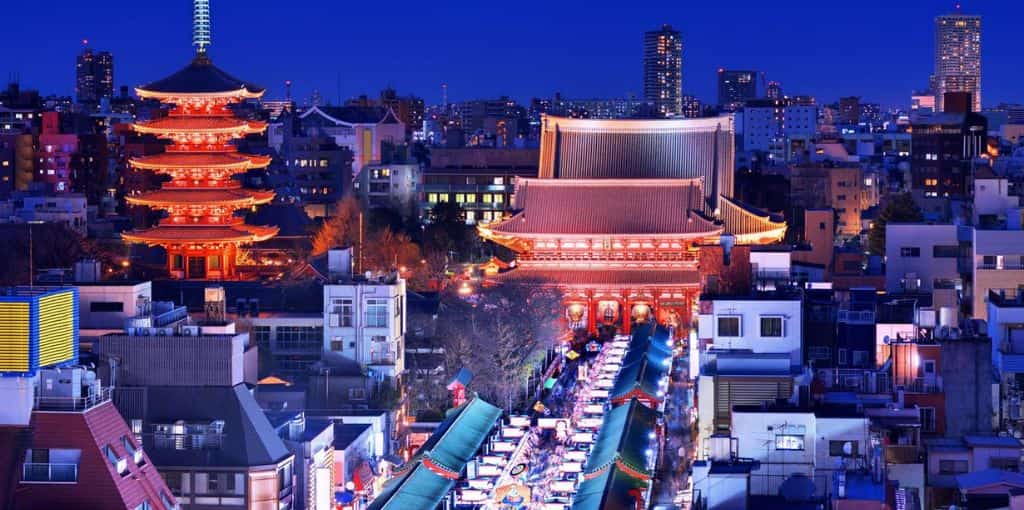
455,194,466,203
427,193,438,203
493,194,504,204
482,194,493,203
465,193,476,203
775,435,805,451
381,168,390,177
493,177,504,185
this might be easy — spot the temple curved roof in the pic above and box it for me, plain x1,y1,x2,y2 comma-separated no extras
484,178,720,237
133,117,267,134
121,224,279,245
137,56,264,96
126,188,274,207
130,152,271,170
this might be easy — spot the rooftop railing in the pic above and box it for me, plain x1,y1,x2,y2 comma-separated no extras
35,386,112,412
21,462,78,483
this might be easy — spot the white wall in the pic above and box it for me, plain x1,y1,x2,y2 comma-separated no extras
77,282,151,330
698,298,803,364
884,223,959,293
323,279,407,378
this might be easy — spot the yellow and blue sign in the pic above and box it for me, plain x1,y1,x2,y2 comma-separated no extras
0,287,78,376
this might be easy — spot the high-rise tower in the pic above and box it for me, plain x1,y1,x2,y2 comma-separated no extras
934,11,981,112
75,44,113,105
121,0,277,279
643,25,683,117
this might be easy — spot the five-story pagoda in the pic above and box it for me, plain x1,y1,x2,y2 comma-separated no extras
122,0,277,279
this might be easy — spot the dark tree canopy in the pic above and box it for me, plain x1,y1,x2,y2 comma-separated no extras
868,193,924,255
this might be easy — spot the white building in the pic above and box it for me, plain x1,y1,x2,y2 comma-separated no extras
269,106,405,176
884,223,961,294
322,249,407,381
740,102,818,161
1,194,89,234
697,295,803,364
730,405,870,496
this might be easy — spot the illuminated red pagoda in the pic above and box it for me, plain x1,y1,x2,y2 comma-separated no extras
122,0,277,279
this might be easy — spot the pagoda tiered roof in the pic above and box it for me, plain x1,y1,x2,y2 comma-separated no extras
130,152,271,170
718,194,787,243
133,116,267,135
126,188,274,208
136,55,264,98
121,224,279,245
481,178,721,239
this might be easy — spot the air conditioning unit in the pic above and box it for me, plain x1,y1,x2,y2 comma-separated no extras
137,328,151,336
180,325,200,336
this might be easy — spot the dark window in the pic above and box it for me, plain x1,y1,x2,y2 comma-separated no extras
829,440,859,457
939,459,968,475
900,247,921,257
90,301,124,313
760,316,783,337
162,471,182,492
838,348,848,365
921,407,937,432
717,316,741,337
991,457,1020,471
933,245,959,258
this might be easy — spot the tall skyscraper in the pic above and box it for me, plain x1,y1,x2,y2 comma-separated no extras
717,69,757,112
766,81,783,100
75,46,113,105
643,24,683,117
934,12,981,112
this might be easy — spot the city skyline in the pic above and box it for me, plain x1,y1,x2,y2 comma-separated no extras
3,0,1022,109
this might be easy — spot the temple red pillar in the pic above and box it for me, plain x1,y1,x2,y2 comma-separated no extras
588,295,598,336
622,297,631,335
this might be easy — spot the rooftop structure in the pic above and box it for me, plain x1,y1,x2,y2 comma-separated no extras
121,2,277,280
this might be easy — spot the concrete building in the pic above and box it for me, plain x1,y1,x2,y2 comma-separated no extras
268,412,335,510
910,110,986,200
322,249,407,382
973,227,1024,321
9,193,88,234
354,163,420,216
697,293,803,365
422,147,538,224
925,435,1021,509
96,320,297,510
718,70,757,112
731,404,871,497
934,13,982,113
884,223,961,294
643,24,683,117
245,314,325,377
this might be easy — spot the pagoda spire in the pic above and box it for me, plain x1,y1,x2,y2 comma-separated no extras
192,0,211,55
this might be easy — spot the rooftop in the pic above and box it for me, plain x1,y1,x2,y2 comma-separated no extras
138,55,264,96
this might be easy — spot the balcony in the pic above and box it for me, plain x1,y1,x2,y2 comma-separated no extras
897,377,942,393
838,309,875,324
990,288,1024,308
885,445,923,464
35,386,112,412
22,462,78,483
369,354,397,365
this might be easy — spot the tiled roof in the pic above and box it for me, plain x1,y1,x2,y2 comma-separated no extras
139,56,264,95
571,463,650,510
487,178,719,236
137,385,291,468
121,224,279,244
131,152,271,170
584,398,658,478
369,395,501,510
956,468,1024,491
489,266,701,287
127,188,274,207
14,402,176,510
134,116,266,133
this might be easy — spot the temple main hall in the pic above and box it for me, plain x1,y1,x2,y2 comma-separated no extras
479,115,786,337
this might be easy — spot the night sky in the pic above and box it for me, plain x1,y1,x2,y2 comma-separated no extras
3,0,1022,109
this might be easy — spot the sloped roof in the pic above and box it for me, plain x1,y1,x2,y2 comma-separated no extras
302,105,393,126
487,178,719,236
369,395,501,509
571,463,650,510
139,56,264,95
127,188,274,207
584,398,658,478
489,267,701,287
138,385,292,468
131,152,271,170
367,463,455,510
611,356,667,404
956,468,1024,491
121,224,279,244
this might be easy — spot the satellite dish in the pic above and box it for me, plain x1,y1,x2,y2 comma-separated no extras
843,441,854,456
779,473,817,502
883,335,891,345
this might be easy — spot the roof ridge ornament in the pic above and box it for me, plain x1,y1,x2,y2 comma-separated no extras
193,0,211,56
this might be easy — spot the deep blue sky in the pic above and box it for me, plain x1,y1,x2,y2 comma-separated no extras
3,0,1021,109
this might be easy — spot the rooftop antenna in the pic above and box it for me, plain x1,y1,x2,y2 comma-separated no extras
192,0,211,56
285,80,292,102
442,83,448,109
